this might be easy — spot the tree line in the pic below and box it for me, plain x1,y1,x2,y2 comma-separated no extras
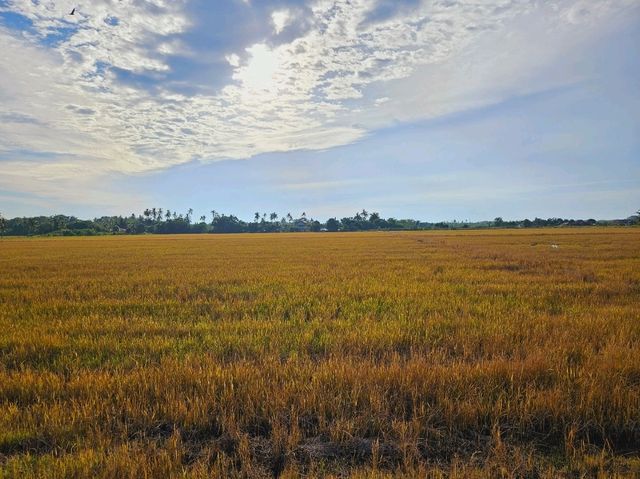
0,209,638,237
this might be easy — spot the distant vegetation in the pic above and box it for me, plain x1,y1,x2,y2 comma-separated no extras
0,208,638,236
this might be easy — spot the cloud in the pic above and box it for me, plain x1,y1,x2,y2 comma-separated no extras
0,112,42,124
280,178,372,191
271,9,291,34
0,0,637,208
225,53,241,68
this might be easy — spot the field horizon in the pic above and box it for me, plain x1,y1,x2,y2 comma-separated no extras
1,228,639,478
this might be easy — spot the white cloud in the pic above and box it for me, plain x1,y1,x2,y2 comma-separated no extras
225,53,241,68
0,0,637,205
234,43,281,91
271,9,291,35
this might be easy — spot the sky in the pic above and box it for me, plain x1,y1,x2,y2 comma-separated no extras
0,0,638,222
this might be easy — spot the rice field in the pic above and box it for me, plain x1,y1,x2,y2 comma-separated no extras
0,229,639,478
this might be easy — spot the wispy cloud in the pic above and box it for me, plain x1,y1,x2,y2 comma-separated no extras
0,0,637,207
280,178,373,191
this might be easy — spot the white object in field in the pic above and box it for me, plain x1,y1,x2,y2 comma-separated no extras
551,244,559,249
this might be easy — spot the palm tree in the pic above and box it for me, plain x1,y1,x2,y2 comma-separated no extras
211,210,218,223
152,208,157,221
270,212,278,222
143,209,151,222
254,212,260,223
165,209,172,220
158,208,163,221
286,213,293,222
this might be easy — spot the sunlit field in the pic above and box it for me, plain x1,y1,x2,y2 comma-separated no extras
0,229,638,478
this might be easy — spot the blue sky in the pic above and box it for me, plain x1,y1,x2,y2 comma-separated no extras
0,0,638,221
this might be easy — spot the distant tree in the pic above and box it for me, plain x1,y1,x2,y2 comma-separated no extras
211,214,245,233
133,222,145,234
254,212,260,223
5,207,620,236
326,218,340,232
27,217,37,235
341,216,358,231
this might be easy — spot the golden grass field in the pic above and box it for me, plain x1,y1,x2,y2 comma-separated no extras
0,229,639,478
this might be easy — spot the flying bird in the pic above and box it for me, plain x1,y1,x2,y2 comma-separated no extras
70,8,76,15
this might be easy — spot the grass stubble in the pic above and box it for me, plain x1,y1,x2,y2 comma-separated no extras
0,229,638,478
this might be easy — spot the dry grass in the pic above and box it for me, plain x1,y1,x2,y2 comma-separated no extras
0,229,639,478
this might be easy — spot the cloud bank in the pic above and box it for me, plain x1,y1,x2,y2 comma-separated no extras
0,0,637,206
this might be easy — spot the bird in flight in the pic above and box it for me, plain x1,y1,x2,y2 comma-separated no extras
69,8,76,15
